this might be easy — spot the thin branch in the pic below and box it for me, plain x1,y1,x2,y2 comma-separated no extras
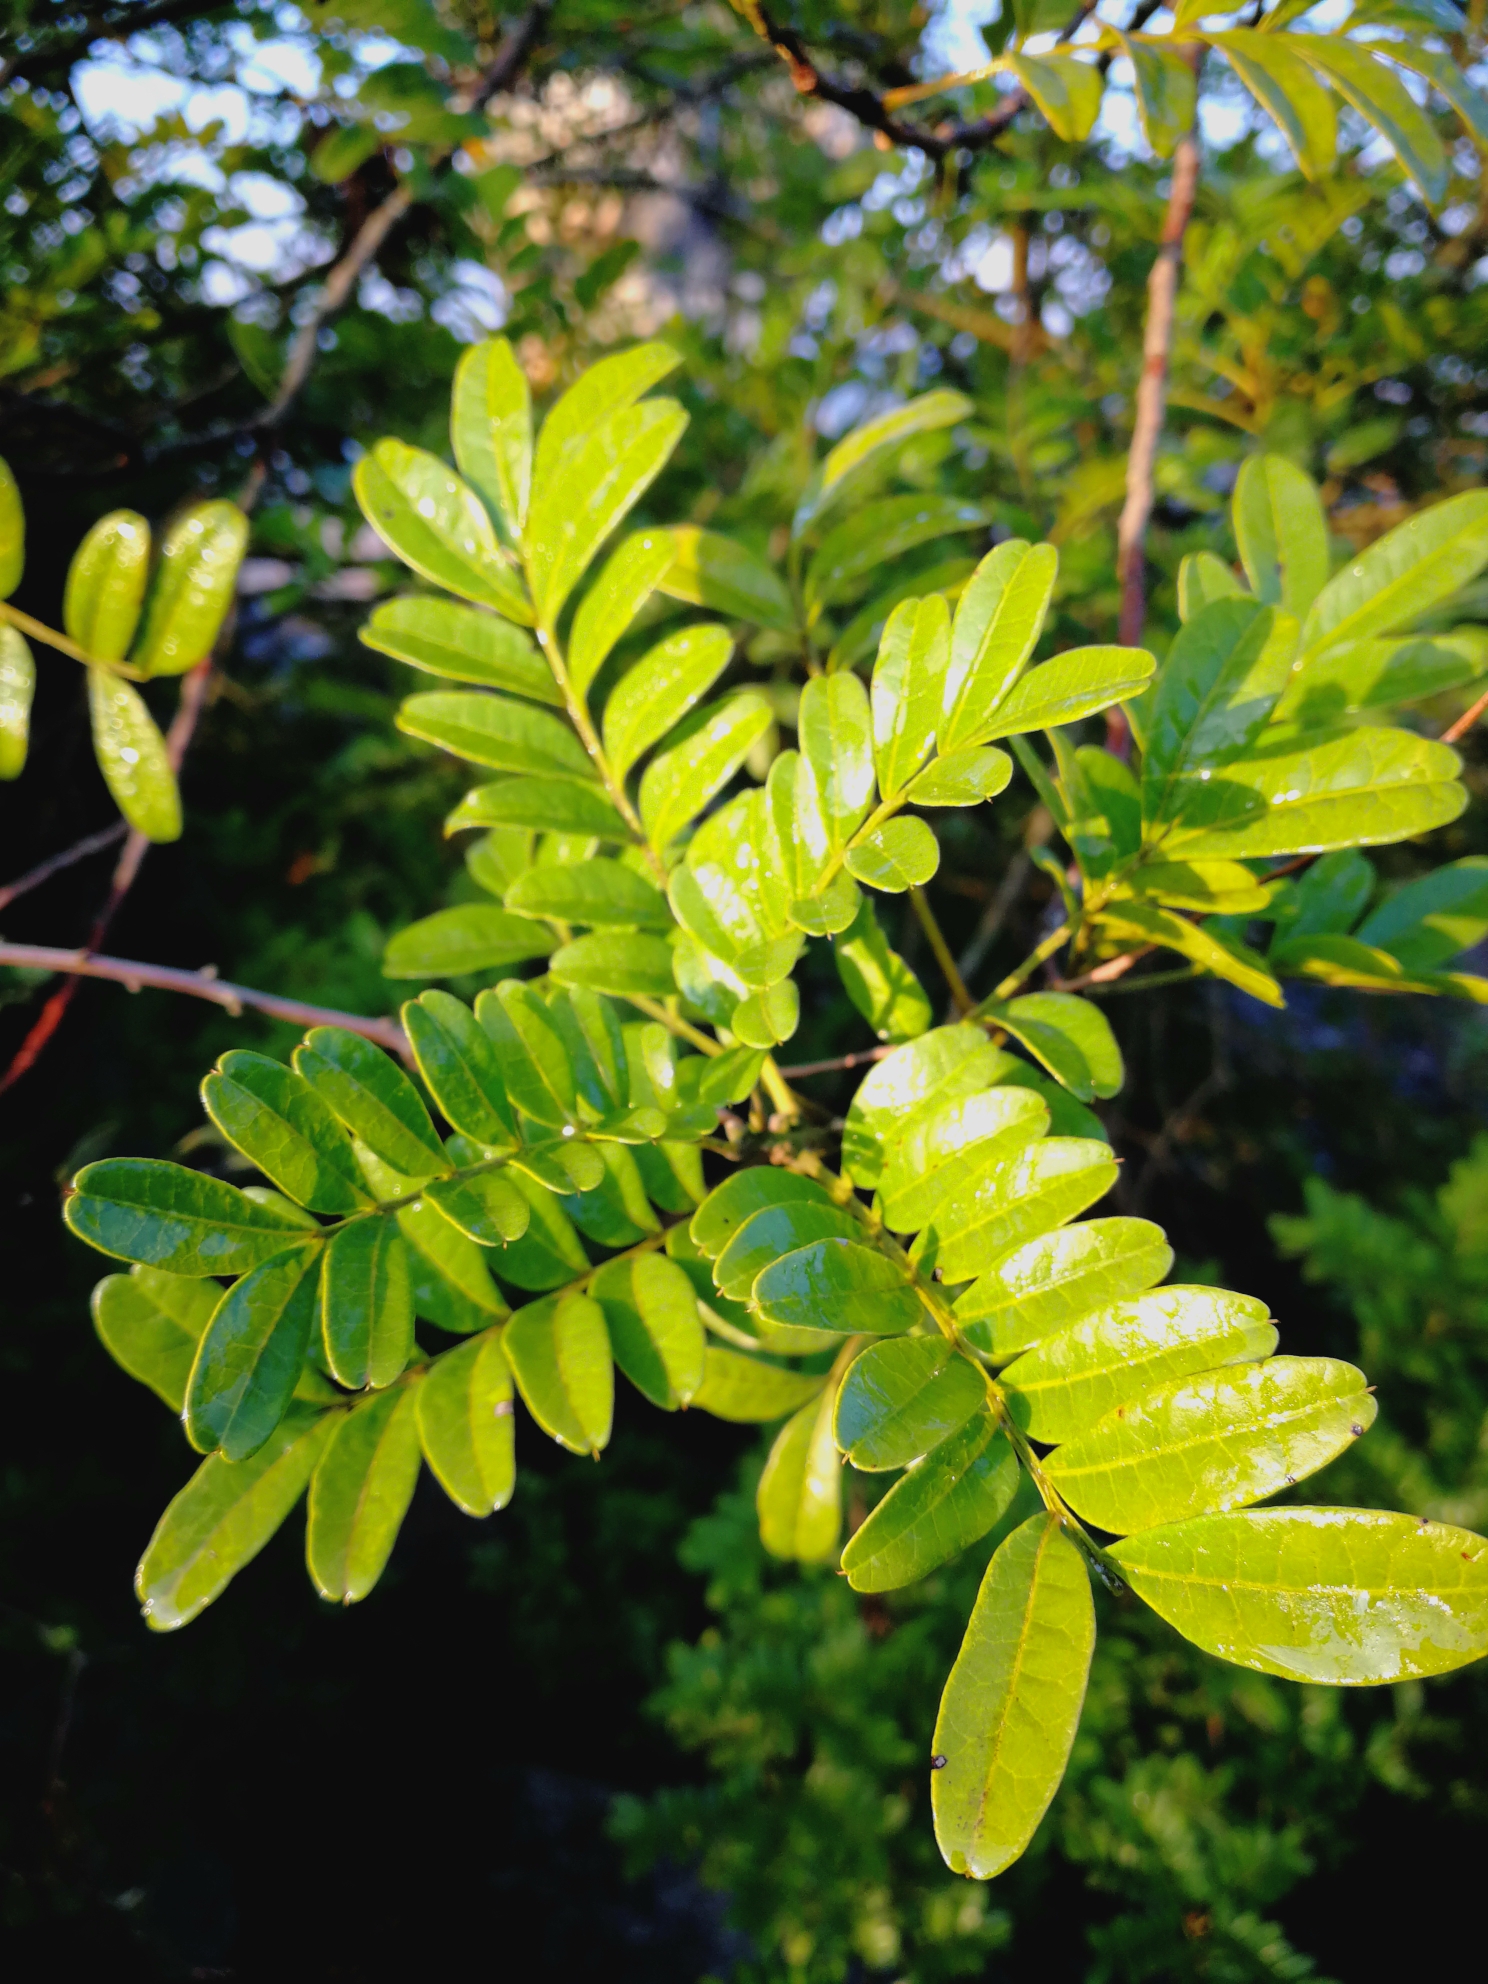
0,943,407,1053
1442,683,1488,745
775,1044,894,1079
0,821,127,915
909,885,974,1015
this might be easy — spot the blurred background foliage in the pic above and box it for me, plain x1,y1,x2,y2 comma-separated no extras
3,0,1488,1975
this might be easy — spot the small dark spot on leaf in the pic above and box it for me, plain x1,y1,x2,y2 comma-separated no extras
1351,1424,1363,1436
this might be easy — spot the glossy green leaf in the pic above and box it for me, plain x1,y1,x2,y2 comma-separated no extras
526,399,689,627
353,440,531,622
955,1217,1173,1361
1274,632,1488,727
842,1408,1019,1593
834,1335,985,1471
794,389,972,537
879,1085,1049,1233
1159,726,1466,860
1301,490,1488,658
1121,858,1274,916
1271,847,1375,942
659,524,795,632
1112,1507,1488,1683
559,1141,657,1249
506,857,670,930
137,1405,333,1630
1357,856,1488,969
692,1167,833,1258
399,1193,505,1332
1291,35,1447,205
995,1063,1108,1142
0,624,33,778
293,1026,446,1177
319,1216,413,1390
767,749,832,902
932,1514,1094,1880
731,979,800,1049
757,1386,842,1564
754,1238,924,1336
401,990,515,1147
603,624,734,780
714,1200,862,1302
912,1138,1119,1284
131,501,247,676
66,1158,308,1275
1122,33,1195,155
306,1386,422,1603
551,932,675,999
493,1172,590,1289
505,1292,613,1454
790,870,861,938
1388,41,1488,153
1001,1285,1277,1444
92,1266,220,1412
1098,901,1286,1007
424,1166,529,1246
833,896,933,1042
360,596,558,700
446,776,629,839
474,980,575,1127
979,645,1156,742
567,529,676,702
1233,454,1329,617
87,668,181,842
807,495,992,612
398,688,594,781
940,541,1057,752
1047,1355,1375,1535
689,1345,825,1421
184,1245,320,1460
845,816,939,893
1142,599,1296,826
1013,52,1104,140
1177,551,1243,624
986,992,1122,1103
872,594,950,799
799,671,876,846
908,746,1012,808
0,454,22,597
1211,30,1336,178
416,1329,515,1516
530,341,681,499
202,1050,369,1215
451,335,531,543
64,509,151,663
842,1025,1012,1191
592,1251,706,1409
383,903,553,980
640,691,772,853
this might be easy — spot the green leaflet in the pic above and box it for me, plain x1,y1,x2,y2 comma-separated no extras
1210,30,1336,179
402,990,516,1147
1158,725,1466,860
1301,490,1488,659
931,1514,1095,1880
639,692,772,853
714,1200,862,1302
319,1216,413,1389
911,1138,1119,1285
1096,902,1285,1009
446,776,630,838
845,816,940,893
834,1336,986,1471
767,749,832,901
87,668,181,842
793,389,971,537
549,984,631,1119
561,1142,659,1248
202,1050,370,1214
0,453,22,596
1120,858,1273,916
185,1245,322,1460
872,593,950,798
506,857,670,930
754,1238,924,1336
306,1386,423,1603
1120,33,1194,156
64,509,151,662
834,896,933,1042
756,1385,842,1564
1289,35,1447,207
530,341,681,500
92,1266,220,1411
424,1167,530,1247
659,524,795,633
136,1405,334,1631
940,541,1057,752
1274,633,1488,727
799,669,877,846
980,646,1157,743
806,494,993,611
984,992,1122,1103
842,1025,1010,1190
1233,454,1330,617
1000,1286,1278,1444
66,1158,310,1276
841,1408,1019,1593
525,398,689,627
1140,599,1297,828
1012,52,1104,141
353,440,532,622
416,1329,515,1516
476,979,576,1127
398,689,595,781
955,1217,1173,1361
691,1166,834,1257
732,980,800,1049
879,1087,1050,1236
550,932,677,998
1045,1355,1376,1535
602,623,734,780
567,529,676,702
908,746,1012,808
504,1292,614,1454
130,501,248,676
790,869,860,937
1357,857,1488,970
398,1192,505,1332
1112,1507,1488,1684
493,1172,590,1289
592,1251,706,1409
360,597,559,700
1272,848,1375,942
1177,551,1243,623
451,335,532,542
0,624,34,778
294,1026,447,1177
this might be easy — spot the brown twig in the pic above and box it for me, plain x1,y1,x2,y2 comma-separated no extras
0,821,127,915
775,1044,894,1079
1442,684,1488,745
1111,102,1202,749
0,943,407,1053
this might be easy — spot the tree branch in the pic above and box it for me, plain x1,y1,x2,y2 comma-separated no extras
0,821,127,915
0,942,407,1054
